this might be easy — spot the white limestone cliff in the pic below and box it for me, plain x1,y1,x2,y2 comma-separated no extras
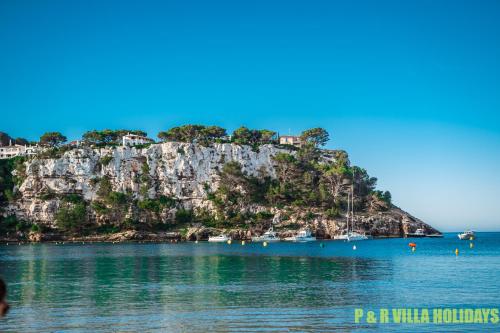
4,142,439,238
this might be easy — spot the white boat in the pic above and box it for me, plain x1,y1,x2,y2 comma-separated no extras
334,231,368,241
347,231,368,241
208,234,230,242
252,227,280,242
284,229,316,242
407,228,426,238
458,230,476,240
334,233,349,240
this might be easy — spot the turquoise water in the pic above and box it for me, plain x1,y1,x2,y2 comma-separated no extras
1,233,499,332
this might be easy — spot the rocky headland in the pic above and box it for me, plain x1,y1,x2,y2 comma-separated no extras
0,138,439,242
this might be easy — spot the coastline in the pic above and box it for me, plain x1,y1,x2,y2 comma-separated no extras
0,230,421,244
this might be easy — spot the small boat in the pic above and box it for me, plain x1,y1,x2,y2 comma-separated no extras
284,229,316,242
426,233,443,238
334,231,369,241
458,230,476,240
406,228,426,238
252,227,280,242
347,231,369,241
334,233,349,240
208,234,230,242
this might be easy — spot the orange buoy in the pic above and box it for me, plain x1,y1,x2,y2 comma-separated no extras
408,243,417,248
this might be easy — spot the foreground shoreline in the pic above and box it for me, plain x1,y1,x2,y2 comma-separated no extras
0,230,414,244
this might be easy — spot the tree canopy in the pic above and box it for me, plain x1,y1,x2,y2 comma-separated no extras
300,127,329,146
157,125,227,145
232,126,277,146
39,132,67,147
82,129,147,146
0,132,30,146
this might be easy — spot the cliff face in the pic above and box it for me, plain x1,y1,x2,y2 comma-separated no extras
3,142,438,238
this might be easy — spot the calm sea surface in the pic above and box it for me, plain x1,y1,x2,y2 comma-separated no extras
1,233,499,332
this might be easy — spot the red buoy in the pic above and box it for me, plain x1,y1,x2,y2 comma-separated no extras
408,243,416,248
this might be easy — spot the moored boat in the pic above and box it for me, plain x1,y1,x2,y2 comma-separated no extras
334,233,349,240
347,231,369,241
208,234,230,242
252,227,280,242
458,230,476,240
334,231,369,241
426,233,443,238
284,229,316,242
406,228,426,238
335,173,369,242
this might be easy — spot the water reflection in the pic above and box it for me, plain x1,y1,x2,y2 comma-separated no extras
0,243,391,332
2,238,498,332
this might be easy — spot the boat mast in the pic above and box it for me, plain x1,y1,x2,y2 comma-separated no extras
346,189,350,234
351,169,355,232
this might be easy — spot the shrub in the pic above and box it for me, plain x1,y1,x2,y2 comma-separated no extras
55,202,86,233
175,209,193,224
107,192,128,206
123,218,140,230
38,190,57,200
325,207,341,218
158,195,176,208
91,201,108,214
63,194,84,204
138,198,161,213
100,155,113,166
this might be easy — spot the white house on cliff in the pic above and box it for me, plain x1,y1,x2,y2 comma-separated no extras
122,133,154,147
0,141,38,159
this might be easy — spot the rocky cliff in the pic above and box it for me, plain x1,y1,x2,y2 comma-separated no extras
1,142,439,240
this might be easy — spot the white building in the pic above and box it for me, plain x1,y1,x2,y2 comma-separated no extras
0,141,38,159
122,133,154,147
68,140,82,147
279,135,302,147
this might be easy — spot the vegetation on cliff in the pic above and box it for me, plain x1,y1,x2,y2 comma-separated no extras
0,126,395,238
0,156,32,235
204,136,391,228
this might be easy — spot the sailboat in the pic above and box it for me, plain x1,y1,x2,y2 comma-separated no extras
334,174,368,241
333,189,352,241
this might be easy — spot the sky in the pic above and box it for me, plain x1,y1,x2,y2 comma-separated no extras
1,0,499,231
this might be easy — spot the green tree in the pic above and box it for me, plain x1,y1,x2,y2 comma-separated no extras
297,142,321,163
199,126,227,145
55,201,87,234
175,209,193,224
269,153,305,203
39,132,67,147
0,132,12,146
14,138,29,146
0,132,27,146
351,166,377,197
232,126,253,145
258,129,277,143
83,129,146,146
97,176,113,198
300,127,329,147
158,125,227,145
317,155,351,205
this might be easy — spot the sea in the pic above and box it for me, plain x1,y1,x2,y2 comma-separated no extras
0,232,499,332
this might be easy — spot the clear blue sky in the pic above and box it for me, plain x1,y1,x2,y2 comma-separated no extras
1,0,499,231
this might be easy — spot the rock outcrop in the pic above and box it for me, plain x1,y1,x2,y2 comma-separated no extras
2,142,439,239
